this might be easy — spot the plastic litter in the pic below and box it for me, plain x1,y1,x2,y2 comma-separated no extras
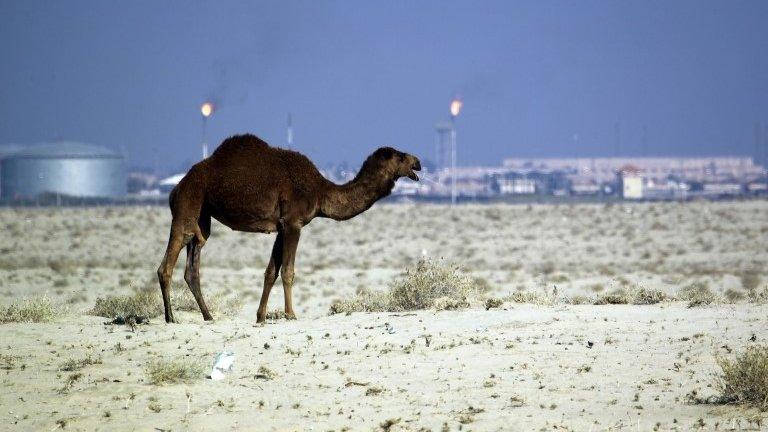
210,351,235,380
384,322,396,334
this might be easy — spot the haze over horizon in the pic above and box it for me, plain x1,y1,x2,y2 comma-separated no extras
2,1,767,172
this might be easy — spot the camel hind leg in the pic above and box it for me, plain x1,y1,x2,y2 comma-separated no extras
157,224,190,323
158,218,203,323
184,213,213,321
256,230,284,323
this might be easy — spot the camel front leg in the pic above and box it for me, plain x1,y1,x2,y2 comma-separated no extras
280,224,301,320
256,231,283,323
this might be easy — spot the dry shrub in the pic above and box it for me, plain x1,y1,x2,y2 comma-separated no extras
678,282,720,307
329,259,478,314
255,365,277,380
329,288,390,314
505,290,560,306
484,297,504,310
90,288,160,318
264,310,289,320
59,353,102,371
593,290,629,305
145,358,204,385
725,288,746,303
716,345,768,410
387,259,476,311
0,354,21,370
565,295,591,305
747,285,768,304
594,286,667,305
433,296,470,311
628,287,668,305
0,296,62,324
90,283,242,319
171,286,242,318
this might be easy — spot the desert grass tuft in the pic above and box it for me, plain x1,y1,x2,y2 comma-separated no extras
678,282,720,307
90,283,242,319
593,290,630,305
329,288,390,314
255,365,277,380
59,353,102,371
387,259,477,311
330,259,478,313
747,285,768,304
593,286,668,305
90,287,160,318
505,289,561,306
0,353,21,370
629,286,668,305
0,295,63,324
716,345,768,410
145,358,204,385
484,297,504,310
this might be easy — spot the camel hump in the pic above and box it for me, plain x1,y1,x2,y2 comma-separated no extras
211,134,270,157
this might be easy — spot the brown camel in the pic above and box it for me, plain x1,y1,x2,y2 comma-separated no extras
157,133,421,323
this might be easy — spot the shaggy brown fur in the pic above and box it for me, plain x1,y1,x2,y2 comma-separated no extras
157,134,421,323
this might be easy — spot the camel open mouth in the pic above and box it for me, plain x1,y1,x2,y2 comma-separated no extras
407,161,421,181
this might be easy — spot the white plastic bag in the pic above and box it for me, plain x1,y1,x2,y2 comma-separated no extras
210,351,235,380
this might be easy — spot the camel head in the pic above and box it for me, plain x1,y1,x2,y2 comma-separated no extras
365,147,422,181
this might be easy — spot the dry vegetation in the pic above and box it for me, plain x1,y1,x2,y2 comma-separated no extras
90,283,243,320
0,295,62,323
329,259,479,314
145,358,205,385
717,345,768,410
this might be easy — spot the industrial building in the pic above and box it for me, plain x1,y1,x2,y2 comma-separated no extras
503,156,763,183
0,142,126,200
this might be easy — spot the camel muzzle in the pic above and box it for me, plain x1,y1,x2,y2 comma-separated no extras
407,159,421,181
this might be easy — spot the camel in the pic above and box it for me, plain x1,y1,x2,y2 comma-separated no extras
157,134,421,323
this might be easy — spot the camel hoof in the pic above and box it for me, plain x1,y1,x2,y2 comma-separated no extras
256,315,266,324
285,312,297,320
165,316,177,324
203,314,214,321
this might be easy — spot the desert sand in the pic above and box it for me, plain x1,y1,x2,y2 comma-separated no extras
1,201,767,431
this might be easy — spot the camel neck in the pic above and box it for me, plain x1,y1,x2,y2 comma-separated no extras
319,169,394,221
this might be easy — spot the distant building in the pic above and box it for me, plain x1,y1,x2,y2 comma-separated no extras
619,165,644,199
503,156,763,183
0,142,126,200
569,177,602,195
702,183,742,196
498,177,536,195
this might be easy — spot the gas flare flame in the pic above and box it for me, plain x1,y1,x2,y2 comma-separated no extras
450,98,463,117
201,102,214,118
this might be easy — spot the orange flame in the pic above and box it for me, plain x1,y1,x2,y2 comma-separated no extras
450,98,463,117
201,102,214,118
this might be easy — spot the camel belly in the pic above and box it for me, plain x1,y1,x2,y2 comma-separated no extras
212,212,280,233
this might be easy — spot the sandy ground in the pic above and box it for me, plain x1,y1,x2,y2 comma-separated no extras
1,201,767,431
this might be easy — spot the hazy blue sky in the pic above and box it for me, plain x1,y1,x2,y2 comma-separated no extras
1,1,767,171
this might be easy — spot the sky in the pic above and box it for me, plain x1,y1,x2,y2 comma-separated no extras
1,1,767,172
